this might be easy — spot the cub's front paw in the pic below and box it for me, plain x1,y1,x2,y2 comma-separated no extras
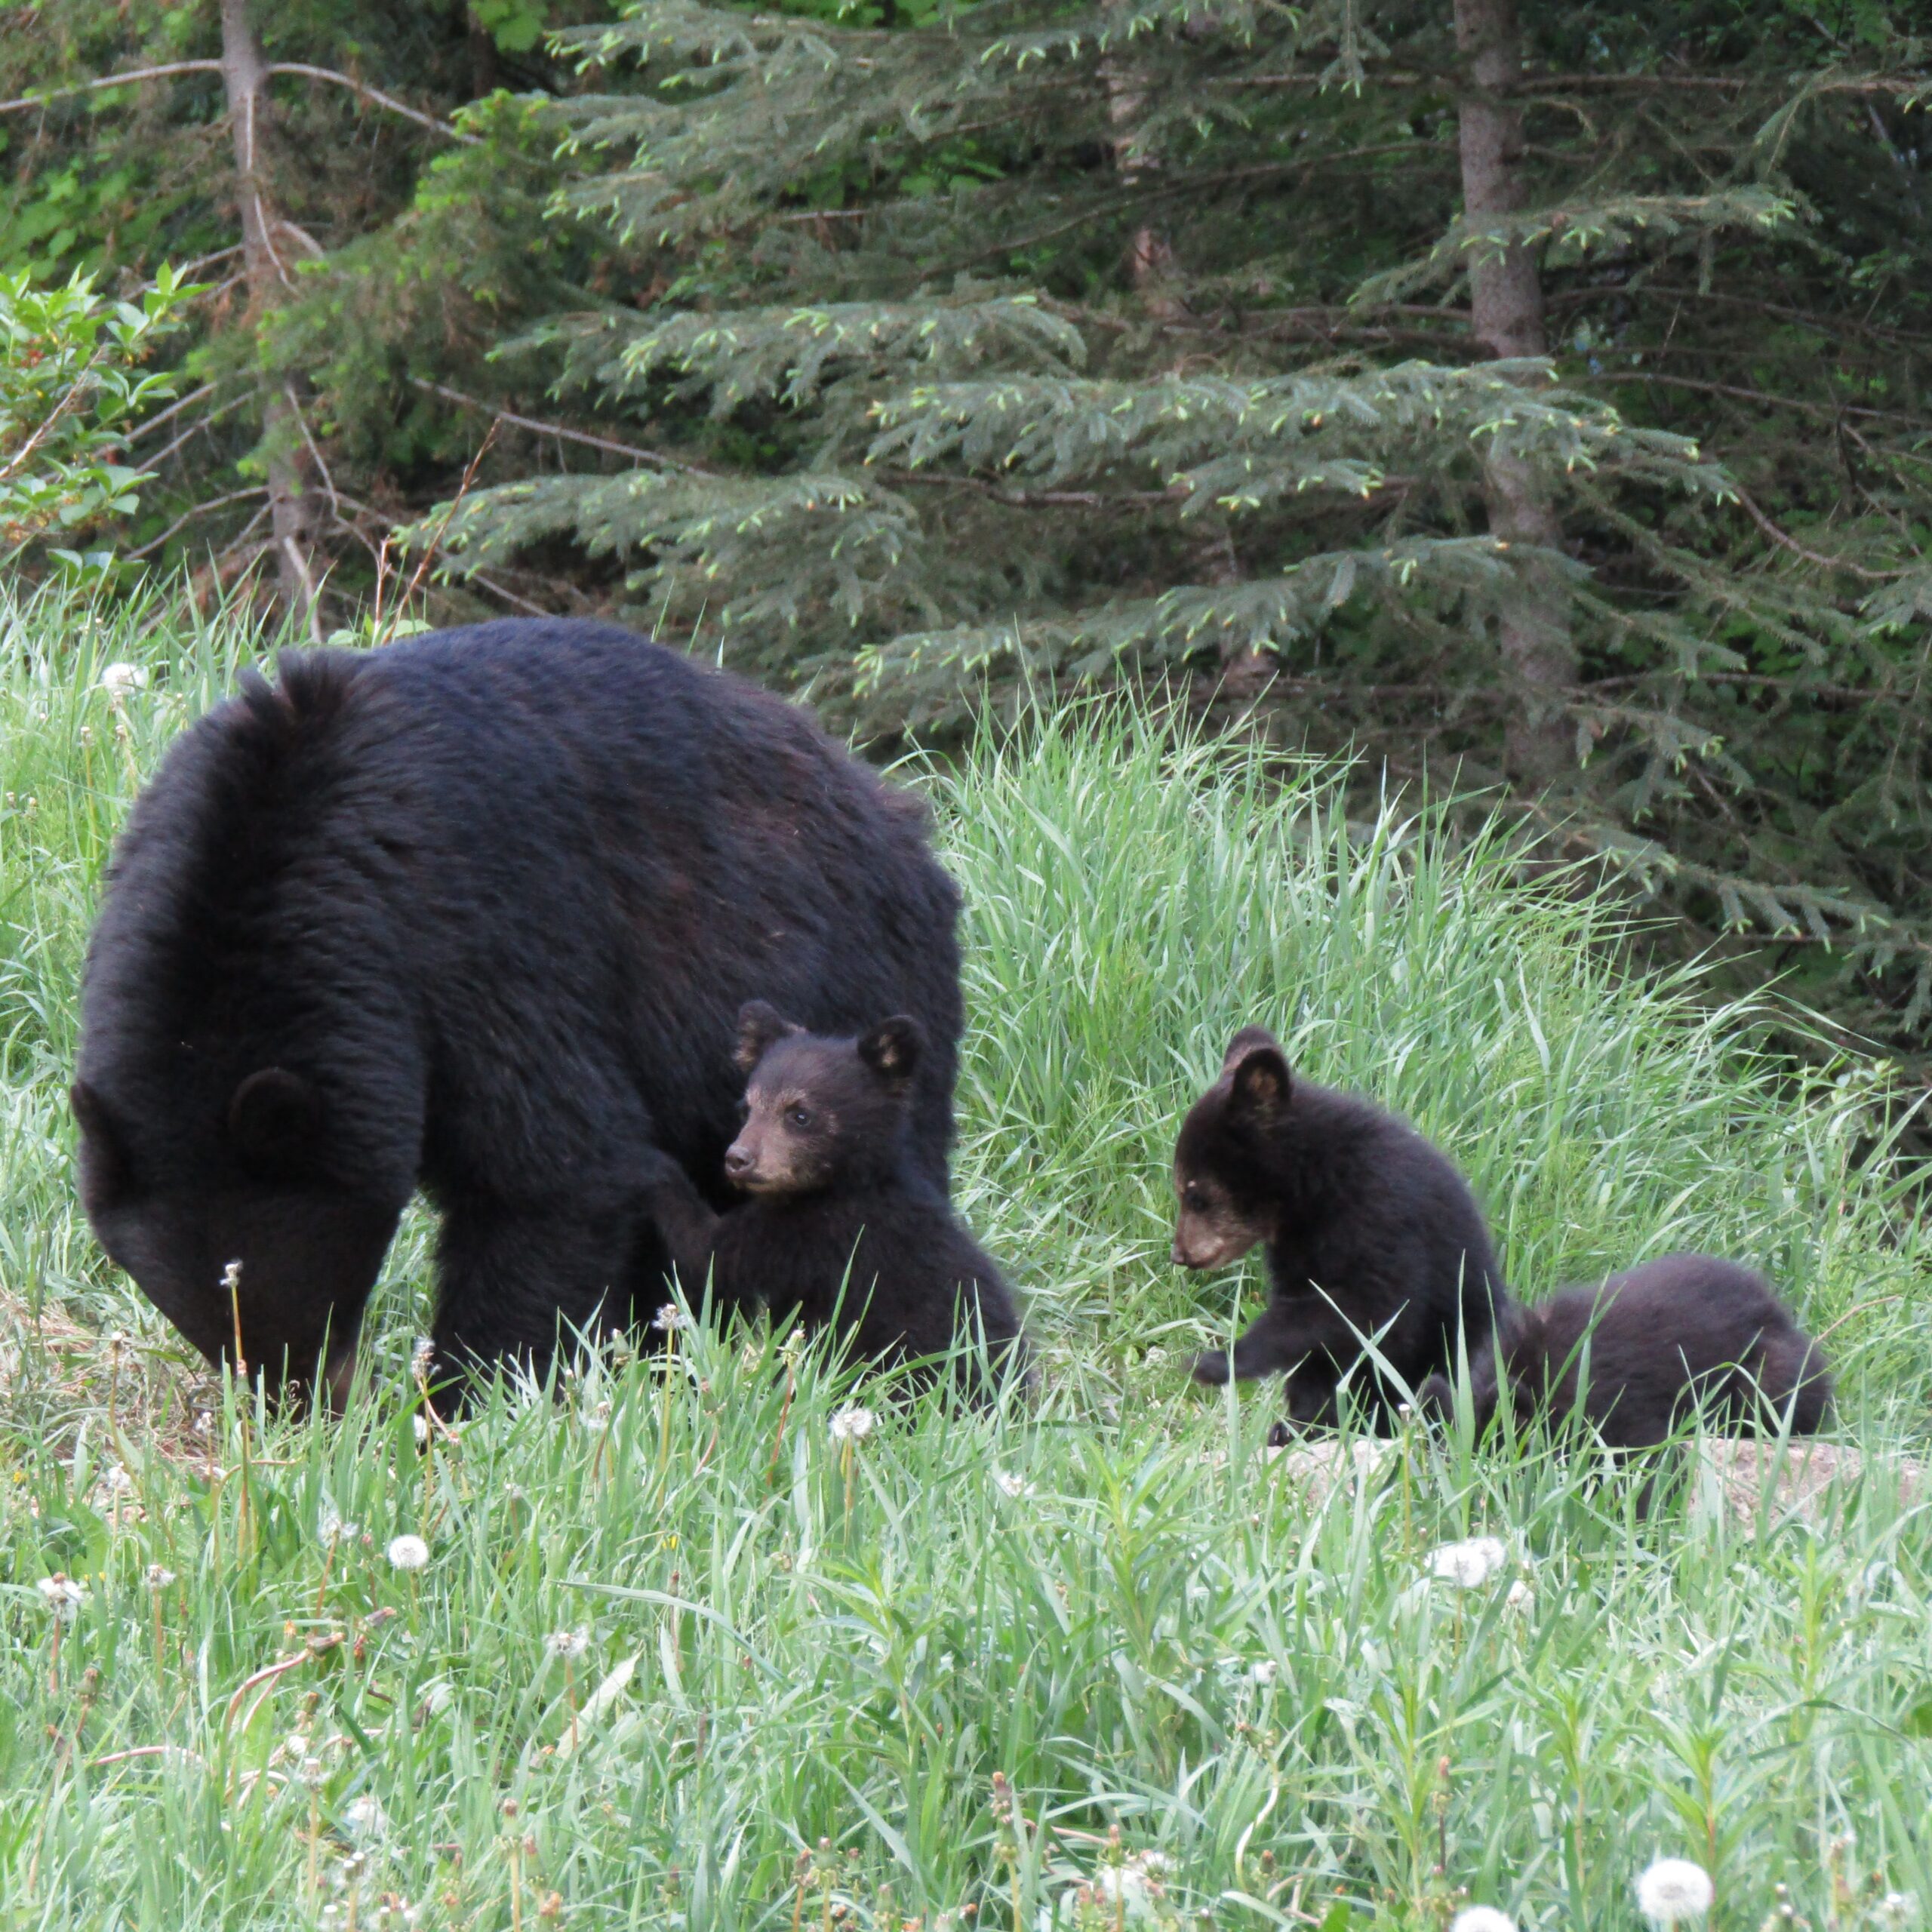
1192,1348,1232,1386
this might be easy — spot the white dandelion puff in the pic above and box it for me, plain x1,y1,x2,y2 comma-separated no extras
98,663,149,697
341,1795,389,1841
652,1304,686,1333
1251,1660,1279,1685
37,1574,87,1623
411,1338,435,1381
100,1463,134,1496
829,1406,876,1445
993,1470,1035,1499
1426,1536,1509,1589
386,1534,430,1572
1505,1577,1533,1610
1452,1909,1518,1932
547,1628,592,1660
1635,1859,1715,1925
144,1563,177,1590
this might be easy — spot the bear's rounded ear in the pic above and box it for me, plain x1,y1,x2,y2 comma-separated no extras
70,1079,132,1198
1221,1024,1283,1072
857,1015,924,1086
228,1068,321,1180
734,1000,801,1073
1226,1041,1292,1123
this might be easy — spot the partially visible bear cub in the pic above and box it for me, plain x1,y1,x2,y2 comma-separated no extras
637,1001,1028,1395
1417,1253,1832,1447
1171,1025,1510,1431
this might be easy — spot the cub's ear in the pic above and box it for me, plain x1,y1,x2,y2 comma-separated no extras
1221,1024,1283,1072
857,1014,924,1086
1226,1040,1292,1123
228,1068,321,1180
70,1079,132,1198
734,1000,801,1073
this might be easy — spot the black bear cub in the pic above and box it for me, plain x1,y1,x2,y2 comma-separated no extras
1417,1253,1832,1447
1172,1025,1510,1432
637,1001,1027,1394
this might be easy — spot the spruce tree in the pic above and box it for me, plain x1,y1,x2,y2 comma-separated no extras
426,0,1932,1049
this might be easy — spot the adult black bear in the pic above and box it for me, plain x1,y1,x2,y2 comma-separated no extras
1417,1253,1832,1447
1172,1026,1511,1431
636,1001,1027,1395
70,620,964,1403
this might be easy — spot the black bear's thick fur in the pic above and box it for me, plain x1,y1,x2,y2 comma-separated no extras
1417,1253,1832,1446
637,1002,1027,1394
1172,1026,1510,1431
71,620,964,1401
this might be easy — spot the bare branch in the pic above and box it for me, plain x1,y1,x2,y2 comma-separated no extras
411,378,707,472
266,63,481,145
0,62,223,115
128,487,268,561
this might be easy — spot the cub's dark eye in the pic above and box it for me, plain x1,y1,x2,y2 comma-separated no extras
735,1099,750,1121
788,1106,812,1129
1183,1183,1208,1211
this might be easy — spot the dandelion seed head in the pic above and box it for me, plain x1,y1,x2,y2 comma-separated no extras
1453,1908,1518,1932
829,1406,876,1445
100,1463,134,1496
99,663,149,697
37,1574,87,1621
652,1304,686,1332
1505,1577,1533,1609
411,1338,436,1380
1427,1536,1509,1589
386,1534,430,1572
145,1564,177,1590
993,1469,1035,1499
1635,1858,1715,1924
548,1628,592,1660
343,1795,389,1841
1251,1660,1279,1685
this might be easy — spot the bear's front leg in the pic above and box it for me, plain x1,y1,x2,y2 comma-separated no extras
1193,1297,1335,1385
429,1197,641,1398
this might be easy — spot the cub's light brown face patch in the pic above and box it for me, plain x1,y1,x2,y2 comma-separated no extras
1171,1168,1272,1270
725,1084,838,1195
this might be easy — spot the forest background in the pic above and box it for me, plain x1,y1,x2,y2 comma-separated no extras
2,0,1929,1078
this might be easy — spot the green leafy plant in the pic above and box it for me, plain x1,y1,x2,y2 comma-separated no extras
0,264,195,576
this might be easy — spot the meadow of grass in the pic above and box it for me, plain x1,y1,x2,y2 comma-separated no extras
1,586,1930,1931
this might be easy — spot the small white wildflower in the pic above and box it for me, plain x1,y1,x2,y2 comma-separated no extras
341,1794,389,1841
993,1470,1035,1499
652,1304,686,1333
829,1406,876,1446
1453,1909,1518,1932
1251,1659,1279,1685
144,1563,177,1590
99,663,149,697
386,1534,430,1571
547,1628,592,1660
1427,1536,1509,1589
37,1574,88,1622
1635,1859,1715,1925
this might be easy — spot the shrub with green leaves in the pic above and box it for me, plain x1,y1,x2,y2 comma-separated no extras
0,265,193,577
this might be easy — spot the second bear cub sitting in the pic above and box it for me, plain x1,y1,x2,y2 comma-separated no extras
637,1001,1027,1392
1417,1253,1833,1447
1172,1025,1510,1431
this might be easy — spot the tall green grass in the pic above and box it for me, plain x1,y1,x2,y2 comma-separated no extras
0,586,1928,1931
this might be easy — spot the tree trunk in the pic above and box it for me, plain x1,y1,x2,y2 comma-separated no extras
219,0,321,638
1454,0,1574,786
